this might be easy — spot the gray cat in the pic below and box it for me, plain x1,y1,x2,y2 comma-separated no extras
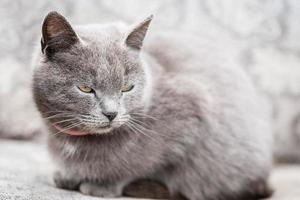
32,11,273,200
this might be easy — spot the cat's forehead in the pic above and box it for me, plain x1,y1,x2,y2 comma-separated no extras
76,25,127,67
74,30,139,76
48,24,139,87
76,42,126,86
82,40,128,77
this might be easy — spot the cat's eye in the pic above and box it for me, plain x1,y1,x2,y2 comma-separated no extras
121,85,134,93
78,86,94,93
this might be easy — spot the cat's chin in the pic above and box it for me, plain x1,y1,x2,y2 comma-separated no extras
92,126,115,135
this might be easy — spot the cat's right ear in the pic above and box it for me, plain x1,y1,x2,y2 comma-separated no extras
125,15,153,51
41,11,78,55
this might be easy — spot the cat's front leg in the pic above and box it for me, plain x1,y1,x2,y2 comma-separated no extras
53,171,81,190
79,182,124,197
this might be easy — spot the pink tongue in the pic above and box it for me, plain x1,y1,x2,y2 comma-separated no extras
53,125,90,136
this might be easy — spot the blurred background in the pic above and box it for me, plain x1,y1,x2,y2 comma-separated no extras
0,0,300,199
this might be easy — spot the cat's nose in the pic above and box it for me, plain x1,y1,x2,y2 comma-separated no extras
102,111,118,121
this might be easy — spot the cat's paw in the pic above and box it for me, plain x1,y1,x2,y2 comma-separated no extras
253,181,274,199
53,171,80,190
79,182,121,197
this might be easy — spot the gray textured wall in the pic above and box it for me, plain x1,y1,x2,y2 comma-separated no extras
0,0,299,161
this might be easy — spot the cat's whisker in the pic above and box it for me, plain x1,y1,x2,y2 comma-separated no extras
44,110,73,114
43,113,77,120
114,120,129,123
128,118,177,142
124,123,143,139
126,120,159,143
131,114,174,133
130,112,159,121
127,120,154,136
79,115,99,120
44,112,97,122
52,118,78,126
129,117,152,129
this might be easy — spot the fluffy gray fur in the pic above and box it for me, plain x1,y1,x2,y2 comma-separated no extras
32,11,273,200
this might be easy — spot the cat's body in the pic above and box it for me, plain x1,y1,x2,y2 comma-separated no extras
33,12,273,200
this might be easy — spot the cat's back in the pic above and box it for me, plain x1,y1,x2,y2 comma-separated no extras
145,30,272,156
144,31,237,73
144,30,255,105
143,30,253,103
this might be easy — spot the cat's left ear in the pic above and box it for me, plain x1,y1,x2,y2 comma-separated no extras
125,15,153,51
41,11,79,55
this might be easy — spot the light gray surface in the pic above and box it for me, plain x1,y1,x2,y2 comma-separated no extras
0,139,149,200
0,139,299,200
270,165,300,200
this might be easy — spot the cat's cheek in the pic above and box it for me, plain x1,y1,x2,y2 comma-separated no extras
122,94,139,109
119,97,130,112
117,106,128,120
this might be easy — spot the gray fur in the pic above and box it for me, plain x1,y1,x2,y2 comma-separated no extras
32,12,273,200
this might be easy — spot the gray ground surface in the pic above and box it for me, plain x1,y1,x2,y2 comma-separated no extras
0,139,147,200
0,139,299,200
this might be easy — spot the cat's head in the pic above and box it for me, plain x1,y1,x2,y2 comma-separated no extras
33,11,153,135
